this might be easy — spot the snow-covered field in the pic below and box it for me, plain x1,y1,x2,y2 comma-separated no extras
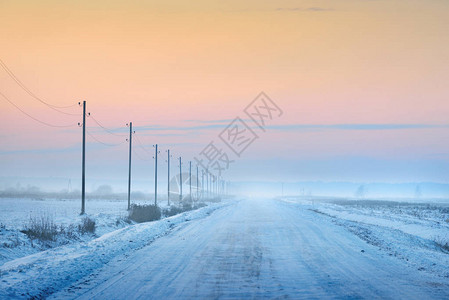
0,197,157,230
0,197,205,265
282,197,449,278
0,198,231,299
1,196,449,299
0,197,158,265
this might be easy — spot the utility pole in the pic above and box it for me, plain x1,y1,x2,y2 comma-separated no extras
153,144,158,206
201,169,204,200
212,176,215,196
189,161,192,202
167,149,170,206
179,157,182,201
81,100,86,215
196,165,199,202
206,169,209,199
127,122,133,210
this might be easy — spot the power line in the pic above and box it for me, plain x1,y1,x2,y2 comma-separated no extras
0,90,78,128
89,114,126,137
133,147,152,161
134,135,152,154
0,58,80,116
86,129,127,147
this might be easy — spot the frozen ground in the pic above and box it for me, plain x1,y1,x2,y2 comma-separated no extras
0,197,185,265
282,197,449,278
1,197,448,299
0,199,230,299
0,197,158,230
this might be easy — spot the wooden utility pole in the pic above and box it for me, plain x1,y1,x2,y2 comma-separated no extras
154,144,158,206
179,157,182,201
81,100,86,215
167,149,170,206
189,161,192,202
127,122,132,210
196,165,199,202
206,169,209,199
201,169,204,200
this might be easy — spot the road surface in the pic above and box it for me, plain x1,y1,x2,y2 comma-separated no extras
52,198,449,299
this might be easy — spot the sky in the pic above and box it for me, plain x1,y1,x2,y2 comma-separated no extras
1,0,449,193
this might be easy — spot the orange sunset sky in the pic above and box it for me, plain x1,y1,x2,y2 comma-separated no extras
1,0,448,192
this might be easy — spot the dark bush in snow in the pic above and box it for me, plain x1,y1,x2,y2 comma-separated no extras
78,216,96,234
194,202,207,209
21,214,59,241
129,204,161,223
163,206,184,217
116,216,132,226
21,213,98,244
207,196,221,203
182,202,193,212
162,201,208,217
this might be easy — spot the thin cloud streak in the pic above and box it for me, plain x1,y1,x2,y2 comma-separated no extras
0,144,80,155
133,124,225,132
57,122,449,137
135,123,449,133
268,124,449,131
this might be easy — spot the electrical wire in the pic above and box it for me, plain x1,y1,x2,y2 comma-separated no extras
89,114,126,137
86,129,127,147
0,58,80,115
133,135,152,154
133,147,152,161
0,91,79,128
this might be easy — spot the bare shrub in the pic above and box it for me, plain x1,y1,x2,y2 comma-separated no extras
208,196,221,203
163,206,184,217
78,216,96,234
194,202,207,209
116,216,132,226
129,204,161,223
1,228,22,248
21,214,58,241
182,202,192,212
163,201,207,217
64,224,79,239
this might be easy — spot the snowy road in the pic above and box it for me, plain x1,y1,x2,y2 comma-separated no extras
53,198,449,299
